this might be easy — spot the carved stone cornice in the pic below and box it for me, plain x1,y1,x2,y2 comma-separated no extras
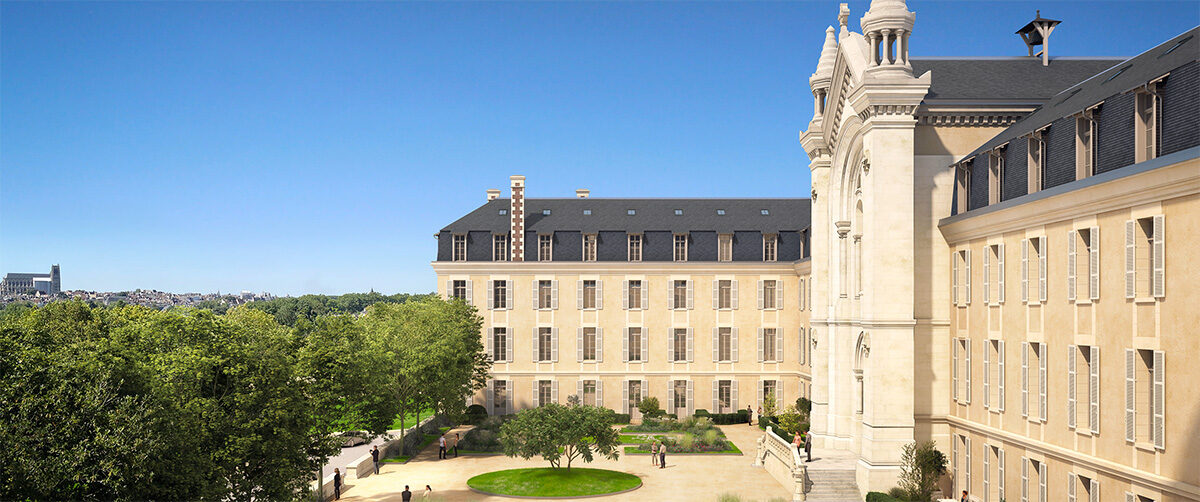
916,114,1025,127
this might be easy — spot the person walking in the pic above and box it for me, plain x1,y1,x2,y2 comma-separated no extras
747,405,754,426
401,485,412,502
803,432,813,462
438,434,447,459
332,468,342,500
658,445,666,469
423,485,433,498
650,440,658,466
371,445,380,474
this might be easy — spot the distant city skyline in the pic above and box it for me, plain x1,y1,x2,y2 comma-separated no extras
3,1,1196,296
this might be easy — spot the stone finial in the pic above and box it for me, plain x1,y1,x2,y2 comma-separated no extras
838,3,850,37
809,26,839,92
860,0,915,69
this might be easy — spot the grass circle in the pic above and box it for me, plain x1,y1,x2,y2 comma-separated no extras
467,467,641,498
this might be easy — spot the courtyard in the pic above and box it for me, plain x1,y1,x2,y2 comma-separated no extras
334,424,790,501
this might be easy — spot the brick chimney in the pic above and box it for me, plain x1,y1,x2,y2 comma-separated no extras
510,175,526,261
486,189,501,201
576,189,590,198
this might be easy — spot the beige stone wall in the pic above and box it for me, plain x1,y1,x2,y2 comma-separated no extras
940,157,1200,501
432,261,814,417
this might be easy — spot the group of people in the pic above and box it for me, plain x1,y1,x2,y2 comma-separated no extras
648,440,667,468
437,432,460,459
329,437,450,501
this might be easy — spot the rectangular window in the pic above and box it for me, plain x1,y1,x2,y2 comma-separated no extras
1069,345,1099,433
954,250,971,306
761,280,779,310
628,381,643,411
453,234,467,261
672,280,689,310
538,234,553,261
1028,133,1045,193
537,280,553,310
583,234,598,262
1069,228,1100,301
1076,116,1096,179
627,234,642,262
582,280,598,309
538,380,553,407
452,280,468,301
1021,458,1047,502
718,380,732,413
763,234,778,262
1136,89,1158,163
626,280,643,310
673,380,688,410
957,338,971,404
984,244,1003,304
718,327,733,362
718,234,733,262
1022,238,1046,303
717,280,733,309
1023,342,1047,421
1128,216,1163,299
582,327,597,361
627,327,643,362
538,327,553,362
985,446,1005,502
985,340,1004,412
582,380,597,406
674,234,688,262
1128,348,1164,448
955,162,972,213
492,328,507,363
762,328,778,362
762,380,777,407
988,148,1004,205
491,280,508,309
673,328,688,362
493,234,509,261
493,380,508,415
1068,473,1098,502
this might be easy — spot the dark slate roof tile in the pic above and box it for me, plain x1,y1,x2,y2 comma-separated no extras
911,58,1123,103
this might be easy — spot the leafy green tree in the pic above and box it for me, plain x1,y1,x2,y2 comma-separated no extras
897,441,948,501
499,403,621,470
762,392,778,417
637,397,664,419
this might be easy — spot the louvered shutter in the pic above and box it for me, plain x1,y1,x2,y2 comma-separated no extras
1068,346,1077,429
712,328,719,362
596,281,603,309
953,340,959,402
758,328,765,362
999,340,1006,411
667,281,675,310
984,249,991,303
686,280,694,309
758,382,764,409
641,379,649,408
1021,457,1029,502
551,328,558,362
1126,220,1136,298
445,280,452,300
641,329,648,362
799,328,805,364
1089,479,1099,502
731,280,739,309
984,447,990,501
577,379,583,403
577,328,584,362
999,243,1006,302
952,438,959,494
966,339,972,403
953,254,960,305
757,280,765,309
777,281,784,309
1021,342,1029,418
576,280,584,310
465,280,473,306
596,328,604,363
1090,346,1100,434
551,281,558,309
622,328,629,362
1039,344,1048,421
486,328,494,361
732,327,739,362
1038,461,1047,502
1067,473,1076,502
487,280,495,309
1089,227,1100,300
984,343,991,409
1125,349,1136,442
595,380,602,408
686,328,693,362
1038,237,1047,302
999,448,1006,501
686,380,694,416
532,281,540,309
623,380,630,413
667,382,675,414
668,330,675,362
1068,230,1077,301
639,282,648,309
1153,350,1164,449
1021,240,1029,302
552,380,559,404
532,328,540,362
731,379,739,410
966,249,972,304
485,380,494,415
966,437,972,490
1153,215,1164,297
1126,492,1136,502
712,280,719,309
532,380,540,407
776,330,784,362
622,281,629,310
712,380,719,412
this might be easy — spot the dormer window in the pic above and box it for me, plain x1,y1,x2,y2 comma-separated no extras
1076,115,1096,179
717,209,726,215
674,209,683,216
498,209,508,215
452,234,467,262
988,147,1005,205
1135,86,1160,163
542,209,551,216
1027,131,1045,193
955,162,972,213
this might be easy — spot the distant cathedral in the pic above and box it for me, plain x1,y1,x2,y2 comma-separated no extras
1,265,61,295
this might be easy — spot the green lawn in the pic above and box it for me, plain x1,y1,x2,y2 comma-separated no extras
619,433,667,444
467,468,641,497
381,433,441,463
623,442,742,455
387,408,435,431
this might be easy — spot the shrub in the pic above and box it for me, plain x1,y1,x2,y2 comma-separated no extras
709,411,749,425
866,492,906,502
717,494,744,502
679,434,695,450
897,440,947,502
465,404,488,425
703,429,720,446
636,397,664,419
623,418,679,433
693,409,711,417
613,413,631,424
888,487,909,500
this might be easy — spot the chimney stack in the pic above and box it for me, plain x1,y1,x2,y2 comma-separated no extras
576,189,590,199
486,189,501,201
510,176,526,262
1016,10,1061,66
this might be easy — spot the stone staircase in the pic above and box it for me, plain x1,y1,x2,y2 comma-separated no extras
804,467,862,502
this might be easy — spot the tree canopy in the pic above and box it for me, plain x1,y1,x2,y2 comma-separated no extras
499,403,621,471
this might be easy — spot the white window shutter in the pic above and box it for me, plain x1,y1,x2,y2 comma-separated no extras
1125,220,1136,298
1153,215,1164,297
778,281,784,309
550,280,558,309
1090,346,1100,434
505,380,513,414
668,330,675,362
686,380,694,416
1068,230,1077,301
553,380,559,404
1153,350,1164,449
983,448,990,501
712,380,719,412
1067,473,1076,502
1125,349,1136,442
667,382,675,414
507,280,514,309
465,280,473,306
1021,239,1029,303
445,280,452,300
999,448,1006,501
984,343,991,409
486,328,494,360
686,280,694,309
641,329,648,362
984,249,991,303
667,281,675,310
533,381,540,408
731,280,739,309
577,379,583,402
686,328,694,362
596,280,603,310
712,327,719,362
732,327,739,362
952,438,959,494
966,339,972,403
953,339,959,402
757,280,765,309
1038,461,1047,502
623,380,630,413
532,281,540,309
999,340,1006,411
551,328,559,362
641,379,649,407
623,328,630,363
1089,479,1099,502
577,328,584,362
757,328,764,362
1039,344,1048,421
731,379,739,410
758,382,764,409
1021,342,1029,418
595,380,602,407
1038,237,1047,302
966,249,972,304
487,280,495,309
485,380,493,415
1089,227,1100,300
776,330,784,362
999,243,1006,302
622,281,629,310
953,253,960,305
532,328,540,362
1068,345,1077,429
1125,492,1136,502
576,280,584,310
966,437,972,490
712,280,719,309
1021,457,1029,502
596,328,604,363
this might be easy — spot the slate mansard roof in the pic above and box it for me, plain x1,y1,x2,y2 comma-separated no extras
440,198,811,235
911,58,1124,104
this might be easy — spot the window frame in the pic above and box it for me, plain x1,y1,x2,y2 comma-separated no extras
1135,86,1160,163
1027,131,1045,193
673,234,689,262
718,234,733,262
538,234,553,261
763,234,778,262
627,233,642,262
582,234,598,262
452,234,467,262
493,234,509,261
1076,114,1096,180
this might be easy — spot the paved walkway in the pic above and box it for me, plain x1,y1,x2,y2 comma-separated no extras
333,424,790,501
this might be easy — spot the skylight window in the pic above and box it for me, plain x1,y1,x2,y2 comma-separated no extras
1160,36,1191,57
760,209,770,215
627,209,636,215
499,209,508,215
542,209,551,216
1103,65,1131,84
583,209,592,215
1056,88,1081,106
716,209,726,215
674,209,683,216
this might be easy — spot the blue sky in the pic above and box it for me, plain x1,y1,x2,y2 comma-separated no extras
3,1,1196,296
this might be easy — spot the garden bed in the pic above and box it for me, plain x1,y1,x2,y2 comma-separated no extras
620,416,740,454
467,467,641,498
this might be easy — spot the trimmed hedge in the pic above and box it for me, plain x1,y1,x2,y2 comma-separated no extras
613,413,631,424
865,492,906,502
465,404,488,425
709,410,749,425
